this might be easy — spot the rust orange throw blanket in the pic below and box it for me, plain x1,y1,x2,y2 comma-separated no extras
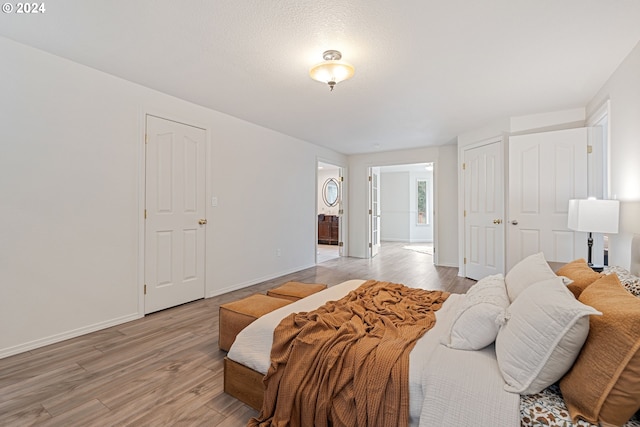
248,280,449,427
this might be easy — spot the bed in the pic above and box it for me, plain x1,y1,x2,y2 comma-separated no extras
225,235,640,426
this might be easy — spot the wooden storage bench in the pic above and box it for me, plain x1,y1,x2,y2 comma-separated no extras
266,281,327,302
218,294,292,352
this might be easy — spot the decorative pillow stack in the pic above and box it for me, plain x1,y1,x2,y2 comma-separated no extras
495,253,601,395
496,276,600,394
556,258,604,298
560,273,640,426
444,250,640,423
504,252,557,302
443,274,509,350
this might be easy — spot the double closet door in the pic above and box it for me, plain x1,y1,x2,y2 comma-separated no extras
463,127,589,280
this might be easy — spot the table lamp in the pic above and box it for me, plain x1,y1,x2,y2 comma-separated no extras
567,198,620,271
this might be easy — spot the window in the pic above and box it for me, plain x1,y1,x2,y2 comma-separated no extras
417,179,429,225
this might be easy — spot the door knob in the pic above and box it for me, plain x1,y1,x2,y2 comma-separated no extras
198,219,207,225
510,220,518,225
493,219,502,224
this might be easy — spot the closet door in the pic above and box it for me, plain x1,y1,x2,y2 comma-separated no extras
507,128,588,271
464,140,504,280
145,115,207,314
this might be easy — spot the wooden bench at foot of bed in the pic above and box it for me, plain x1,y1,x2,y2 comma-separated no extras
224,357,265,411
222,282,328,410
219,294,293,352
266,281,327,301
219,283,327,352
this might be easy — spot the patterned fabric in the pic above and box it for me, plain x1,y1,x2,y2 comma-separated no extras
520,384,640,427
604,266,640,296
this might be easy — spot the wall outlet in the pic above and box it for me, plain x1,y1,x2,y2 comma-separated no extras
276,248,281,257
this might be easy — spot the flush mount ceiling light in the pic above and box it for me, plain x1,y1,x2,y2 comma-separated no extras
309,50,355,91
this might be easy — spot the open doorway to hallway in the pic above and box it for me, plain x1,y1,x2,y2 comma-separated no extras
317,161,343,264
370,163,435,263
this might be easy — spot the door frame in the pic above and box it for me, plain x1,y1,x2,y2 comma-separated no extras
138,109,210,316
367,162,438,261
369,167,381,257
316,158,347,263
586,100,610,266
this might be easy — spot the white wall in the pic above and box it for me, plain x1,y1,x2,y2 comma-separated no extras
380,172,410,241
0,37,346,357
380,169,433,243
347,146,458,266
587,40,640,269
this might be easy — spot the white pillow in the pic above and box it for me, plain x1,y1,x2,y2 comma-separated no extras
495,277,601,395
505,252,557,302
443,274,509,350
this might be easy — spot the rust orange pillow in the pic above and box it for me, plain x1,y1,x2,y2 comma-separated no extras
560,274,640,426
556,258,603,298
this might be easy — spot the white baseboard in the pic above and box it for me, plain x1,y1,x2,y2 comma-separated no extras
437,262,459,268
0,312,142,360
206,263,317,298
382,239,434,243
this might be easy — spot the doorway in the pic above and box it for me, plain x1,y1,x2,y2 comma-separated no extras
370,163,436,261
317,161,344,263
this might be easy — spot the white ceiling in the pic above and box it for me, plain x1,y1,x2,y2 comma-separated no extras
2,0,640,155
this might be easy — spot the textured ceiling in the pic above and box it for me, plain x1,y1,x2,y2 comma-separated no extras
2,0,640,154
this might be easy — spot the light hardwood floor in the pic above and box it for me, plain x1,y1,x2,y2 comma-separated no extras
0,242,475,427
316,244,340,263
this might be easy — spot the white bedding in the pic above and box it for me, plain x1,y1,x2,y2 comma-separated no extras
227,279,520,427
419,343,520,426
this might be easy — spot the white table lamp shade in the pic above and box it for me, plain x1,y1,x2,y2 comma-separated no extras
567,199,620,234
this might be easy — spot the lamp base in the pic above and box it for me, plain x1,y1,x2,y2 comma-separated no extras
588,263,604,273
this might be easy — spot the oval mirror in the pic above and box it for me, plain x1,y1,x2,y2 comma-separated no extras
323,178,339,207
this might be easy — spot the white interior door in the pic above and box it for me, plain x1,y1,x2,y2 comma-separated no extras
507,128,588,270
145,115,206,314
370,167,381,257
464,141,505,280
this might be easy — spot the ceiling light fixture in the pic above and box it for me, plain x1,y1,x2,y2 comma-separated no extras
309,50,355,91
